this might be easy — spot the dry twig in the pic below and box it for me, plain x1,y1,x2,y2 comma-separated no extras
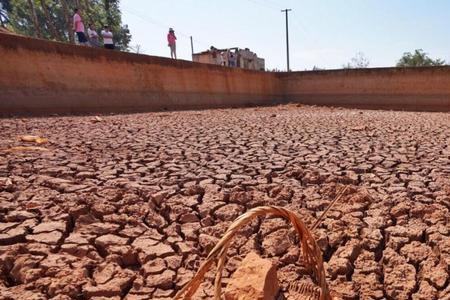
173,206,331,300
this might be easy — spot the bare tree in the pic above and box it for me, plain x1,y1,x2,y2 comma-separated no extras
135,44,142,54
343,52,370,69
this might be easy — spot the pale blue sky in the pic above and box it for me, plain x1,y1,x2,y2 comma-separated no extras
120,0,450,70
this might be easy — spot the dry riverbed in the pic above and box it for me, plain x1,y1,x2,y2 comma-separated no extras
1,104,449,299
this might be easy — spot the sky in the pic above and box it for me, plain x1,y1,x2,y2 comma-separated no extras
120,0,450,71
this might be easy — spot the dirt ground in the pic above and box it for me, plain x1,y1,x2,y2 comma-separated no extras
0,104,449,300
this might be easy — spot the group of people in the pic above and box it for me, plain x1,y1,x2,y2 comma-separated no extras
73,8,114,49
211,47,238,67
74,6,178,58
72,10,248,66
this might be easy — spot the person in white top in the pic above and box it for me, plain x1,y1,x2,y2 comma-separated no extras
87,24,99,47
221,51,227,66
101,25,114,49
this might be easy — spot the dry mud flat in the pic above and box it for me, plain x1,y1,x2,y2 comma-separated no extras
0,105,449,300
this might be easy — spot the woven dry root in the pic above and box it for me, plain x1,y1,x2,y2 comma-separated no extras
174,190,350,300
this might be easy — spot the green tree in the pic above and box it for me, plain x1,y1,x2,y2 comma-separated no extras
396,49,446,67
3,0,131,50
0,0,12,27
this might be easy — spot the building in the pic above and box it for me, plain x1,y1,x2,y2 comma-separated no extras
192,47,265,71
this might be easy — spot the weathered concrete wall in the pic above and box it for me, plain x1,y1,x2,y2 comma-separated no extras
1,32,450,115
0,33,282,116
281,68,450,111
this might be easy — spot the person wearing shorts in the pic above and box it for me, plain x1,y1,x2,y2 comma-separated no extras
73,8,87,45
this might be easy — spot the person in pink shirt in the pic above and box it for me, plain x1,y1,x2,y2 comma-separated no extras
72,8,87,45
167,28,177,59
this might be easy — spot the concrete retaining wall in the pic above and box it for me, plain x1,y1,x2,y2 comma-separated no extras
1,32,450,116
281,67,450,111
0,33,282,116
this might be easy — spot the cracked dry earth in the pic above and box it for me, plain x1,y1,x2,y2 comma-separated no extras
1,104,450,300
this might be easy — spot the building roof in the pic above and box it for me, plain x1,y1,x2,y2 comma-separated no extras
193,47,241,55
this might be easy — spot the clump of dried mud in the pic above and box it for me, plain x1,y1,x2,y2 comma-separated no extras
0,105,449,300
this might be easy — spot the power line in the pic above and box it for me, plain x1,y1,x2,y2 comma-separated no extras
244,0,274,11
289,13,335,68
244,0,336,69
121,6,209,49
123,1,333,69
258,0,282,10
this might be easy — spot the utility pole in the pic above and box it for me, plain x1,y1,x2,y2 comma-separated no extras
190,36,194,61
281,9,292,71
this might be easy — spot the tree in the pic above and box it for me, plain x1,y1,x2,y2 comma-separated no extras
27,0,41,37
60,0,75,43
39,0,60,40
396,49,446,67
3,0,131,50
343,52,370,69
0,0,11,27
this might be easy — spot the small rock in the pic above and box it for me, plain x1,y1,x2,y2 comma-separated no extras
137,242,175,264
412,280,438,300
262,229,291,256
214,204,245,221
95,234,129,255
141,258,166,276
400,241,433,265
146,269,176,290
326,257,352,279
10,254,44,283
83,264,135,298
26,231,63,245
0,226,27,245
199,234,219,254
383,248,416,300
224,252,279,300
33,221,67,234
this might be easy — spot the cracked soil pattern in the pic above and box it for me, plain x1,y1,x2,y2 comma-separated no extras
0,104,450,300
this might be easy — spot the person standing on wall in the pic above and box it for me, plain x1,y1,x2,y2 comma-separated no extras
73,8,88,45
87,24,100,47
101,26,114,49
167,28,177,59
221,51,227,66
228,51,236,67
